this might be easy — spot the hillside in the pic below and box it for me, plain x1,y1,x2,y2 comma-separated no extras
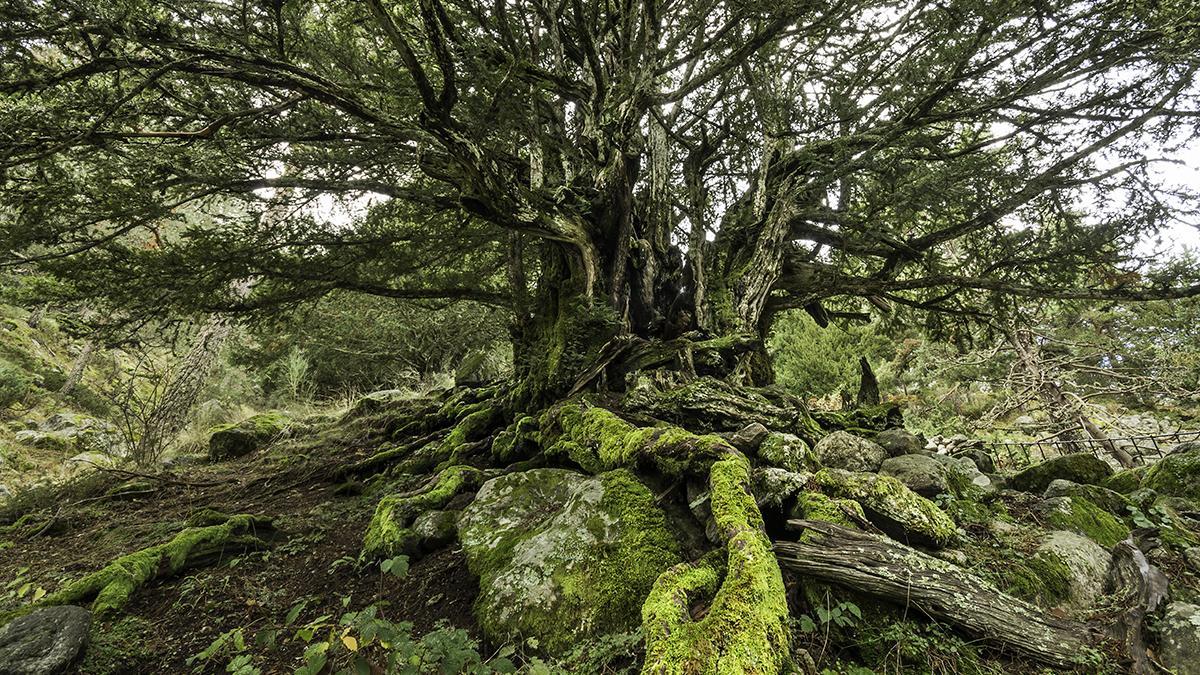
2,382,1199,673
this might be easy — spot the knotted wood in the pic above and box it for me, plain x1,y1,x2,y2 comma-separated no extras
775,520,1094,668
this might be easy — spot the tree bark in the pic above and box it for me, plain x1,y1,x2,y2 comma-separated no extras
58,337,96,397
775,520,1093,669
856,357,880,406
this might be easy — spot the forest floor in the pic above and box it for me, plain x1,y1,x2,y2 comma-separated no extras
0,439,485,674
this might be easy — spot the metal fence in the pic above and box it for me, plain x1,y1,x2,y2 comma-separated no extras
984,428,1200,469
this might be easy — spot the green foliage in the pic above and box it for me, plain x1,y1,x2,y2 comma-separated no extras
769,312,894,400
0,358,30,407
237,293,510,398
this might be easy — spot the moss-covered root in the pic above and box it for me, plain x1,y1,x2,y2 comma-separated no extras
39,514,269,618
363,465,483,559
642,455,790,674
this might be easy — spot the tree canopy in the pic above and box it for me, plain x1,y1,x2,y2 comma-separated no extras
1,0,1198,397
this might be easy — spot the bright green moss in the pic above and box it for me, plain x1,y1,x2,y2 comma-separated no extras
1103,468,1144,495
641,455,790,674
36,514,268,617
1041,496,1130,548
814,469,958,548
1007,453,1113,493
208,411,290,461
1142,447,1200,501
792,491,864,545
997,551,1073,606
363,465,482,558
546,404,727,476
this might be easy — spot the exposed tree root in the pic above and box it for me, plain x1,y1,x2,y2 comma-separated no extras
544,403,791,674
362,465,485,559
7,513,271,621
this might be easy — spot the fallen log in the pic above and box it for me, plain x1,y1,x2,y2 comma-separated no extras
775,519,1095,669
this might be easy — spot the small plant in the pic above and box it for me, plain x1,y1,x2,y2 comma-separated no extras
380,555,409,578
187,627,259,674
2,566,46,605
0,359,31,407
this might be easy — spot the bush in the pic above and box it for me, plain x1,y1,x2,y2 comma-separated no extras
0,359,31,407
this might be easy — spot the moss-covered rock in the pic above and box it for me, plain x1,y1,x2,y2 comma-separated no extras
879,453,985,499
1142,444,1200,501
1158,601,1200,675
872,428,926,457
1103,467,1144,494
1036,530,1112,609
1007,453,1113,493
207,411,289,462
362,465,482,559
756,431,812,473
997,549,1074,607
813,431,888,473
458,468,681,654
1044,479,1132,517
814,469,957,548
1035,496,1130,548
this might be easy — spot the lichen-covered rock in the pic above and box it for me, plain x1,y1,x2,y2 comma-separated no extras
409,509,459,553
1007,454,1113,493
879,454,953,498
873,428,925,457
952,447,996,474
756,432,812,473
814,469,957,547
1142,443,1200,501
813,431,888,472
1044,479,1131,517
1159,602,1200,675
458,468,681,653
751,467,811,511
1036,531,1111,609
880,454,989,499
208,412,289,461
1034,496,1130,548
0,606,90,675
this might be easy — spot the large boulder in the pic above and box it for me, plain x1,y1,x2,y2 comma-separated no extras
1036,531,1112,609
458,468,681,652
879,454,952,498
873,428,925,457
879,454,991,499
0,605,91,675
1159,602,1200,675
208,412,289,462
1007,454,1113,494
1142,443,1200,501
813,431,888,473
814,469,957,548
1043,479,1131,517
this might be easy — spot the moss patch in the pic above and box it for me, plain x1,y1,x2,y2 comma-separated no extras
207,411,290,461
1103,468,1144,494
1040,496,1130,548
1142,446,1200,501
814,469,957,548
362,465,483,559
1007,453,1113,493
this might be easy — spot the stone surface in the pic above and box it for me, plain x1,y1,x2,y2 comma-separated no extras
410,509,459,553
952,447,996,474
458,468,680,652
0,605,91,675
1142,443,1200,501
879,454,953,498
1159,602,1200,675
756,432,812,473
1185,547,1200,574
873,428,925,457
1007,453,1113,493
813,431,888,473
752,467,812,510
1036,531,1111,609
727,422,769,453
1043,479,1131,516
